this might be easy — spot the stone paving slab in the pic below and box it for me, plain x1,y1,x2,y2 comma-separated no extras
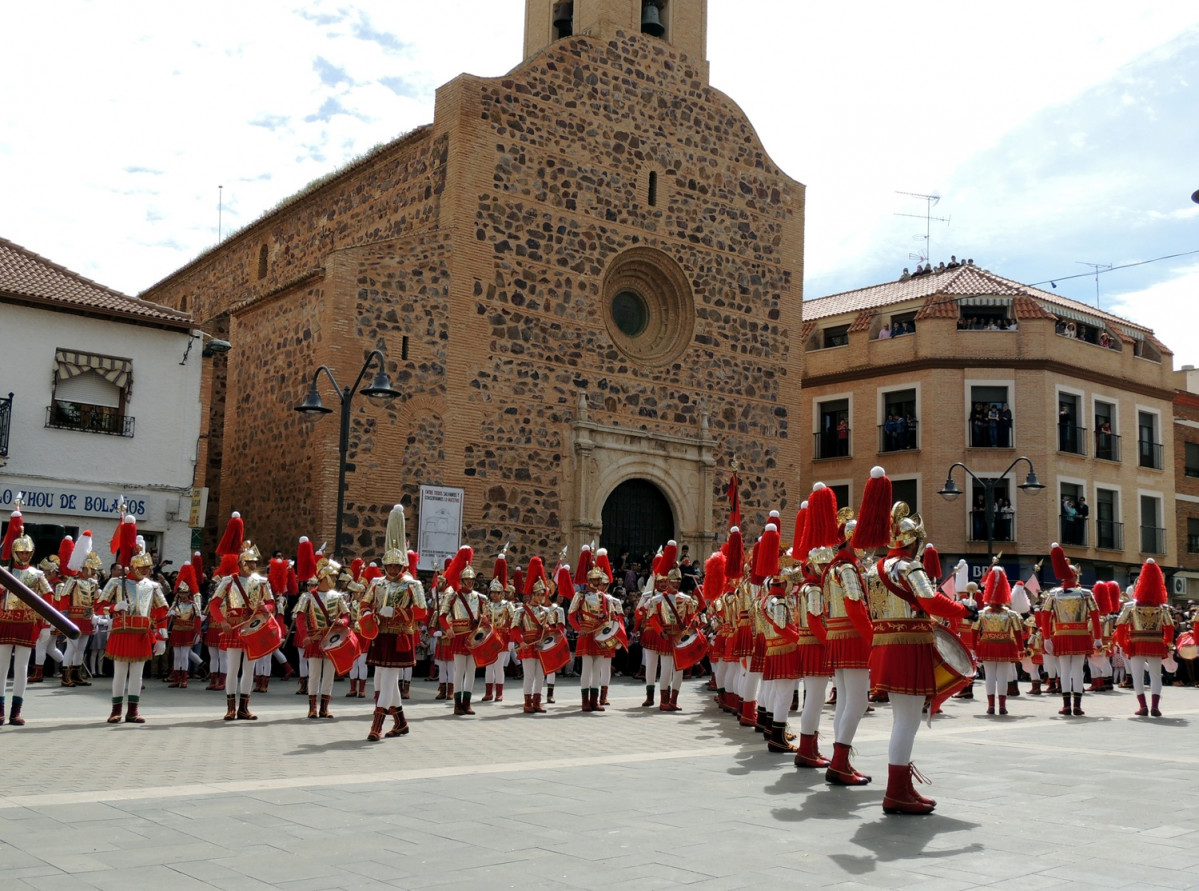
2,675,1197,888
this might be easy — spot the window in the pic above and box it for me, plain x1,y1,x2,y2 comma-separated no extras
45,349,135,437
1140,494,1164,554
888,311,916,337
822,325,849,349
970,478,1014,543
601,247,694,366
553,1,573,38
1187,518,1199,554
1137,410,1162,470
257,244,268,280
968,386,1011,448
1094,400,1119,461
815,399,850,459
0,392,10,458
1059,483,1087,547
1186,443,1199,478
648,170,658,207
1057,393,1084,456
880,388,917,452
829,484,850,513
892,478,918,515
1096,488,1122,550
958,305,1013,331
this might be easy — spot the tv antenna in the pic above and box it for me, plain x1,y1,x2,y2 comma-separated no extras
1076,261,1111,309
895,190,950,265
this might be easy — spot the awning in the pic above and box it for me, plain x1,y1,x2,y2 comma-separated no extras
53,349,133,392
958,296,1013,307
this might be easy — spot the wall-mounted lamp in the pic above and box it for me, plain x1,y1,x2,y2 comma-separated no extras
181,332,232,365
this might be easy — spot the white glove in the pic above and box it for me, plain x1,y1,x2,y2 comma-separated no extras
153,640,166,656
114,601,130,612
379,606,395,618
159,628,168,639
1093,639,1103,649
432,630,443,638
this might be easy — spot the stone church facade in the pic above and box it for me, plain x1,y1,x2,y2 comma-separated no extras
142,0,805,565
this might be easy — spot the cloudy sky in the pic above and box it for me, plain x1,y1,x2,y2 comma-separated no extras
4,2,1199,364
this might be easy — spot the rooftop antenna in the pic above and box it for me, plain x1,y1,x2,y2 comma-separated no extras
218,185,224,243
1076,262,1111,309
895,190,950,265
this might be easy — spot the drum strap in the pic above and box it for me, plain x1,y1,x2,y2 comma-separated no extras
454,593,478,627
663,594,682,627
875,559,927,617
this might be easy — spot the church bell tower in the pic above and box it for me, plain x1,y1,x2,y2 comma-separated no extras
523,0,709,83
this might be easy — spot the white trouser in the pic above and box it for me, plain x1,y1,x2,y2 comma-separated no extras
111,659,146,701
522,658,545,695
36,627,64,664
1043,653,1059,679
453,653,475,695
982,661,1014,695
888,692,925,765
224,649,254,695
1130,656,1163,697
485,657,505,685
1058,653,1086,694
643,649,660,686
399,666,413,682
173,646,192,671
255,654,273,676
210,648,228,674
65,634,91,668
579,654,602,689
308,656,337,696
599,657,612,686
0,645,31,697
832,668,869,746
799,675,828,735
350,653,369,681
763,678,794,721
375,666,402,709
658,652,679,691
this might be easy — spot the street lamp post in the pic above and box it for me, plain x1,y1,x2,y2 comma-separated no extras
295,349,402,558
938,456,1044,565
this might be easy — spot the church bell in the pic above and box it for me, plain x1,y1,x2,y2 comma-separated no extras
641,1,665,37
553,2,573,38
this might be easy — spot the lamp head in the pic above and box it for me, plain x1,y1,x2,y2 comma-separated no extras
295,385,333,415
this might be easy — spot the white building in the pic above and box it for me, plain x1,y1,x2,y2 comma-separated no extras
1,237,207,567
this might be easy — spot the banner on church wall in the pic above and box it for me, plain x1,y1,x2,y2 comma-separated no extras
418,485,464,574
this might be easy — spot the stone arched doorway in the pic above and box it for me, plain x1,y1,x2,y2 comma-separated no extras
600,479,675,572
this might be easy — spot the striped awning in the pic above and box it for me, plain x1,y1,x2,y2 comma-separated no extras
1116,325,1145,342
53,349,133,391
958,296,1012,307
1050,305,1107,328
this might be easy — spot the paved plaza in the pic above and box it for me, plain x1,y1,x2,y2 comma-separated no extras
1,674,1197,889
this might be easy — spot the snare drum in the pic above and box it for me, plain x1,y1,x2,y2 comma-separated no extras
930,625,975,711
594,620,621,650
536,631,572,675
467,626,505,667
238,613,284,660
320,625,361,676
674,629,710,671
357,611,380,641
1177,632,1198,661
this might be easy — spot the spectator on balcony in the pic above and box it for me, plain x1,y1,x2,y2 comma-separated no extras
972,495,987,541
835,418,849,456
999,404,1013,448
971,403,986,447
987,404,1000,447
905,414,917,449
1075,497,1089,541
995,498,1014,541
1061,497,1080,545
1058,404,1073,452
883,414,898,451
1096,420,1113,459
895,414,909,450
878,323,891,340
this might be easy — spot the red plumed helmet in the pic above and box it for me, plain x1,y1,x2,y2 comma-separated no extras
174,562,199,595
407,551,419,573
748,538,764,586
350,557,365,583
286,564,299,596
922,544,942,580
57,536,76,578
1050,543,1077,586
112,515,139,569
524,556,546,597
269,558,290,593
296,537,318,583
852,466,893,550
492,551,509,588
363,563,383,583
1097,580,1119,613
659,540,678,577
595,548,614,584
755,523,781,578
703,551,727,604
191,551,205,585
1,509,22,561
806,484,840,550
512,565,525,596
788,507,807,560
216,512,244,556
444,546,474,590
1134,559,1167,607
722,527,744,579
983,568,1011,606
573,544,592,586
554,564,574,601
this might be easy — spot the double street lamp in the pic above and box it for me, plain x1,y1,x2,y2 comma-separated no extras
938,456,1044,564
295,349,401,558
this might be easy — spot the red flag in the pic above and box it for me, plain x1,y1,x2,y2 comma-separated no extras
726,471,741,529
1024,574,1041,596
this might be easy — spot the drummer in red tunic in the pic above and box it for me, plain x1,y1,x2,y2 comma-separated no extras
570,545,616,713
635,543,673,707
869,492,975,815
514,557,551,713
1115,558,1174,717
295,552,352,719
1037,544,1102,717
644,542,697,712
594,549,625,706
786,502,834,770
95,531,169,724
58,531,102,689
973,569,1024,716
438,546,486,716
361,506,426,739
481,551,514,704
167,564,203,688
1,505,51,726
208,513,277,721
758,527,801,753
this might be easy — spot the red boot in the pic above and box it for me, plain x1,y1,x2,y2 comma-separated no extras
495,683,504,702
523,694,534,714
435,683,447,700
825,742,870,786
739,699,758,727
1151,694,1162,717
1134,694,1148,716
367,707,386,741
168,670,181,688
385,707,409,737
794,732,831,769
767,722,796,753
658,688,670,711
591,688,606,712
532,693,546,713
599,685,608,706
882,763,935,815
986,694,996,715
998,696,1008,715
583,690,593,712
482,683,495,702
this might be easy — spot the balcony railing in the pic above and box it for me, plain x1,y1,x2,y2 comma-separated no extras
968,421,1014,449
45,401,135,437
1093,430,1121,462
1096,520,1123,551
814,428,851,460
1057,425,1087,456
1140,525,1165,555
1138,440,1163,470
1059,514,1088,547
0,392,11,457
878,421,918,453
969,513,1017,543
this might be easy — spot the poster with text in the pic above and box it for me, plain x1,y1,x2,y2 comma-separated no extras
418,485,464,573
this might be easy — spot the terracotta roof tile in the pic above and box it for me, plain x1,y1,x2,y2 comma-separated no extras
0,237,191,329
847,310,875,333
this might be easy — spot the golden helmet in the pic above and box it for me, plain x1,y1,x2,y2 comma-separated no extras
131,551,155,569
315,556,342,583
38,555,60,574
460,564,477,581
239,541,262,565
11,534,34,555
382,547,407,567
83,551,104,571
889,501,926,549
